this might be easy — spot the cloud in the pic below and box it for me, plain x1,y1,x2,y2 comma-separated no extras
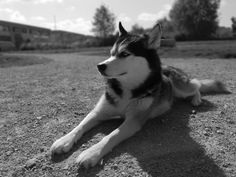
31,16,46,21
67,6,76,11
33,0,63,4
57,18,92,35
220,0,227,7
118,13,132,23
138,4,172,21
0,0,21,3
138,13,159,22
0,0,63,3
10,11,26,22
0,8,26,22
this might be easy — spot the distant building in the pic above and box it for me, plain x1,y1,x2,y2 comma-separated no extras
0,20,51,50
0,20,89,51
51,30,87,45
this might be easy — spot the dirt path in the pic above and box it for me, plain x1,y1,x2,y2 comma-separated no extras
0,53,235,177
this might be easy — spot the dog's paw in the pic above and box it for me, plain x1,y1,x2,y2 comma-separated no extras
191,95,202,106
50,133,75,155
76,145,103,168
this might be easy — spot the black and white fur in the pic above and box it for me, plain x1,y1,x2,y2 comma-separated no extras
50,22,231,168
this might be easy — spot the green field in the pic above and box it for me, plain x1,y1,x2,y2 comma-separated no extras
0,41,236,177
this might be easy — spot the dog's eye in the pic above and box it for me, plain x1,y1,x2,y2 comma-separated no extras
119,52,130,58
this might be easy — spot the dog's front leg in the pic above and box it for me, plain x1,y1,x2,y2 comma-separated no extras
50,94,117,155
76,113,147,168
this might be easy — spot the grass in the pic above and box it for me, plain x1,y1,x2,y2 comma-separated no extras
0,40,236,177
0,55,52,68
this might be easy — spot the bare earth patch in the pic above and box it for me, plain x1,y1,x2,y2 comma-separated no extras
0,44,236,177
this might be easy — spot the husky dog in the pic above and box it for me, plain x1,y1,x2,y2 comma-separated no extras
50,22,231,168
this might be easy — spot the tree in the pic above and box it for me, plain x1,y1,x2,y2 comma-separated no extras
130,24,145,34
92,5,116,38
157,18,175,38
169,0,221,39
231,17,236,33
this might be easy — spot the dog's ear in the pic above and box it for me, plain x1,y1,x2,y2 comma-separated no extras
146,23,162,49
118,22,128,36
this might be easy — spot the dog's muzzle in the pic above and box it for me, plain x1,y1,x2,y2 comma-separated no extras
97,64,107,75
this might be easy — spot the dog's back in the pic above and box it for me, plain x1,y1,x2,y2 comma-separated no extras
160,65,231,106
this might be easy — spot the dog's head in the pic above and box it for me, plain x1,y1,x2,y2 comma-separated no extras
97,22,162,87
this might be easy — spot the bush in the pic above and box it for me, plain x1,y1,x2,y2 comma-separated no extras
0,41,15,51
215,27,233,40
70,35,117,48
20,43,36,50
161,39,176,47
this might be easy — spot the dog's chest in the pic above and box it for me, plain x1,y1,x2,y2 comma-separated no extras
122,96,154,118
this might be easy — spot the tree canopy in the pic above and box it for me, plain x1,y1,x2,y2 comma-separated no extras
92,5,116,38
231,17,236,33
130,24,145,34
169,0,221,39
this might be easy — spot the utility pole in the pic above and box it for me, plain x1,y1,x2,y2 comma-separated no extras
53,15,57,30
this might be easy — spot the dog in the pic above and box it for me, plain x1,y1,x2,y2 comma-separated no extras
50,22,231,168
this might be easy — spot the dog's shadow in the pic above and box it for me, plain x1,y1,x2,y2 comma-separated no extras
52,99,227,177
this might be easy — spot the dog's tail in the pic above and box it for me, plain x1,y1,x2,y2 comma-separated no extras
198,79,231,94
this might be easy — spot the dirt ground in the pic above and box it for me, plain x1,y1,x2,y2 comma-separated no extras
0,43,236,176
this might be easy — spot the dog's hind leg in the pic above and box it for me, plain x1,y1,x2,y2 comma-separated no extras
50,94,118,155
189,79,202,106
173,78,202,106
191,88,202,106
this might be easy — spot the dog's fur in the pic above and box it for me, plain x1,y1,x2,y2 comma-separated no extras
50,22,231,168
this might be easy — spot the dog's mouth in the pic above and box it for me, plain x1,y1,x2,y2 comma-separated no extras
100,71,127,78
118,72,127,76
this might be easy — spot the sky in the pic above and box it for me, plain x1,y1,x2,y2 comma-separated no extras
0,0,235,35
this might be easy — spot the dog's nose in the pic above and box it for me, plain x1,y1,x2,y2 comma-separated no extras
97,64,107,72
